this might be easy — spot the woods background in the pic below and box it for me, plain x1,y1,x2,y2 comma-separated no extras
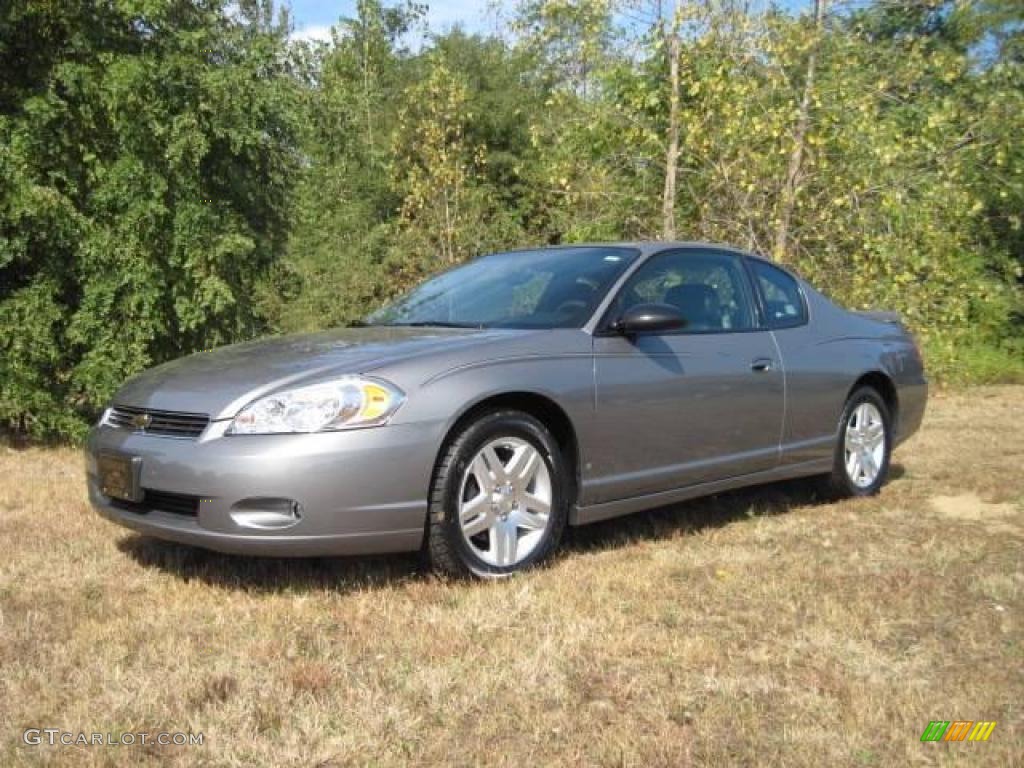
1,0,1022,440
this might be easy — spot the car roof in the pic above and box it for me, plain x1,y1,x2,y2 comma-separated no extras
511,241,774,264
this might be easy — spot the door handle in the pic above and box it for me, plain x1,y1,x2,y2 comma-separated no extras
750,358,774,372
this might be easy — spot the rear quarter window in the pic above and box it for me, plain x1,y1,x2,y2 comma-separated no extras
748,259,808,329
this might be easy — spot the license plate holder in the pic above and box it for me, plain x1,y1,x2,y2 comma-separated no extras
98,454,142,503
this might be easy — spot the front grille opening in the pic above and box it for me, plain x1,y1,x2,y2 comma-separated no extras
106,406,209,439
111,489,200,517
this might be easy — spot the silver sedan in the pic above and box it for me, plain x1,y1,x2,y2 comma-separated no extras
86,243,927,577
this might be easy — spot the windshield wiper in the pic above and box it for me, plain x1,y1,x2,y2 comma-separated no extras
382,321,484,329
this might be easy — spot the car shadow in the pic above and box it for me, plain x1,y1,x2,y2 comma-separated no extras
116,535,422,594
117,463,905,591
564,461,906,556
563,478,823,557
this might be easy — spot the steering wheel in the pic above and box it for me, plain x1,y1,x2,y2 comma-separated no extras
554,299,588,316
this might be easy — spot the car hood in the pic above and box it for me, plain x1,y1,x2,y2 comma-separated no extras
112,326,517,420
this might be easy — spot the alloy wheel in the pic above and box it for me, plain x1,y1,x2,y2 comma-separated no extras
844,402,886,488
458,437,553,567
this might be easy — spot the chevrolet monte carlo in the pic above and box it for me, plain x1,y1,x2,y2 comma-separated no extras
86,243,927,577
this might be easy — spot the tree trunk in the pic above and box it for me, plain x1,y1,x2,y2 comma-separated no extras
362,26,376,156
773,0,825,261
662,19,681,240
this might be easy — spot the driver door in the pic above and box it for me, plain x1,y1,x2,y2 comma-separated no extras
586,248,784,504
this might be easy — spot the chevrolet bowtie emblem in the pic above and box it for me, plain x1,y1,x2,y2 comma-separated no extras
131,413,152,430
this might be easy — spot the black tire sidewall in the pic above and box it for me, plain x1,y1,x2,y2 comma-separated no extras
833,387,892,497
436,411,568,577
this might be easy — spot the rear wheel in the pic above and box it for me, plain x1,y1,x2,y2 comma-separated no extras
426,410,568,578
826,387,892,497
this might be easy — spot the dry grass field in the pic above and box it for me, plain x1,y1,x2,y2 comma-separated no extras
1,388,1022,767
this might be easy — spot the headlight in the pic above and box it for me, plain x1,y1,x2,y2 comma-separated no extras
228,377,405,435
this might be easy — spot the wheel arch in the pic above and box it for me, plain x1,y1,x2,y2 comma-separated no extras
848,370,899,429
433,391,580,502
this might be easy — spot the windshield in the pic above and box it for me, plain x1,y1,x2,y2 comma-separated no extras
366,247,639,329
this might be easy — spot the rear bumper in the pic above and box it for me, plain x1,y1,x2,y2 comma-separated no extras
895,378,927,446
85,420,441,556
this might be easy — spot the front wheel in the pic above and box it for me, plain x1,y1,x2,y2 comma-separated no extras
826,387,892,497
426,410,569,578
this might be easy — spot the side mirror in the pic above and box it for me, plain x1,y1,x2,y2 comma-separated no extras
612,303,686,335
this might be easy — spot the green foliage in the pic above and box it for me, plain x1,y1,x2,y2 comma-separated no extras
503,0,1023,369
927,337,1024,386
261,8,544,334
1,0,299,438
2,0,1022,441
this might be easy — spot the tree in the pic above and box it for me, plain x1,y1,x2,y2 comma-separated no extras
3,0,1023,441
773,0,825,261
0,0,299,438
662,3,682,240
260,0,417,334
392,52,487,268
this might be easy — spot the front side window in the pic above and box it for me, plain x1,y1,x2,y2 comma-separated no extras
607,249,756,332
367,247,639,329
748,259,807,328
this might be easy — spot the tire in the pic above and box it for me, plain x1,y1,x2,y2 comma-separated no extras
426,410,569,578
825,387,892,498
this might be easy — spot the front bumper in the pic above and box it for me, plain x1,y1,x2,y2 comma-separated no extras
85,420,440,556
